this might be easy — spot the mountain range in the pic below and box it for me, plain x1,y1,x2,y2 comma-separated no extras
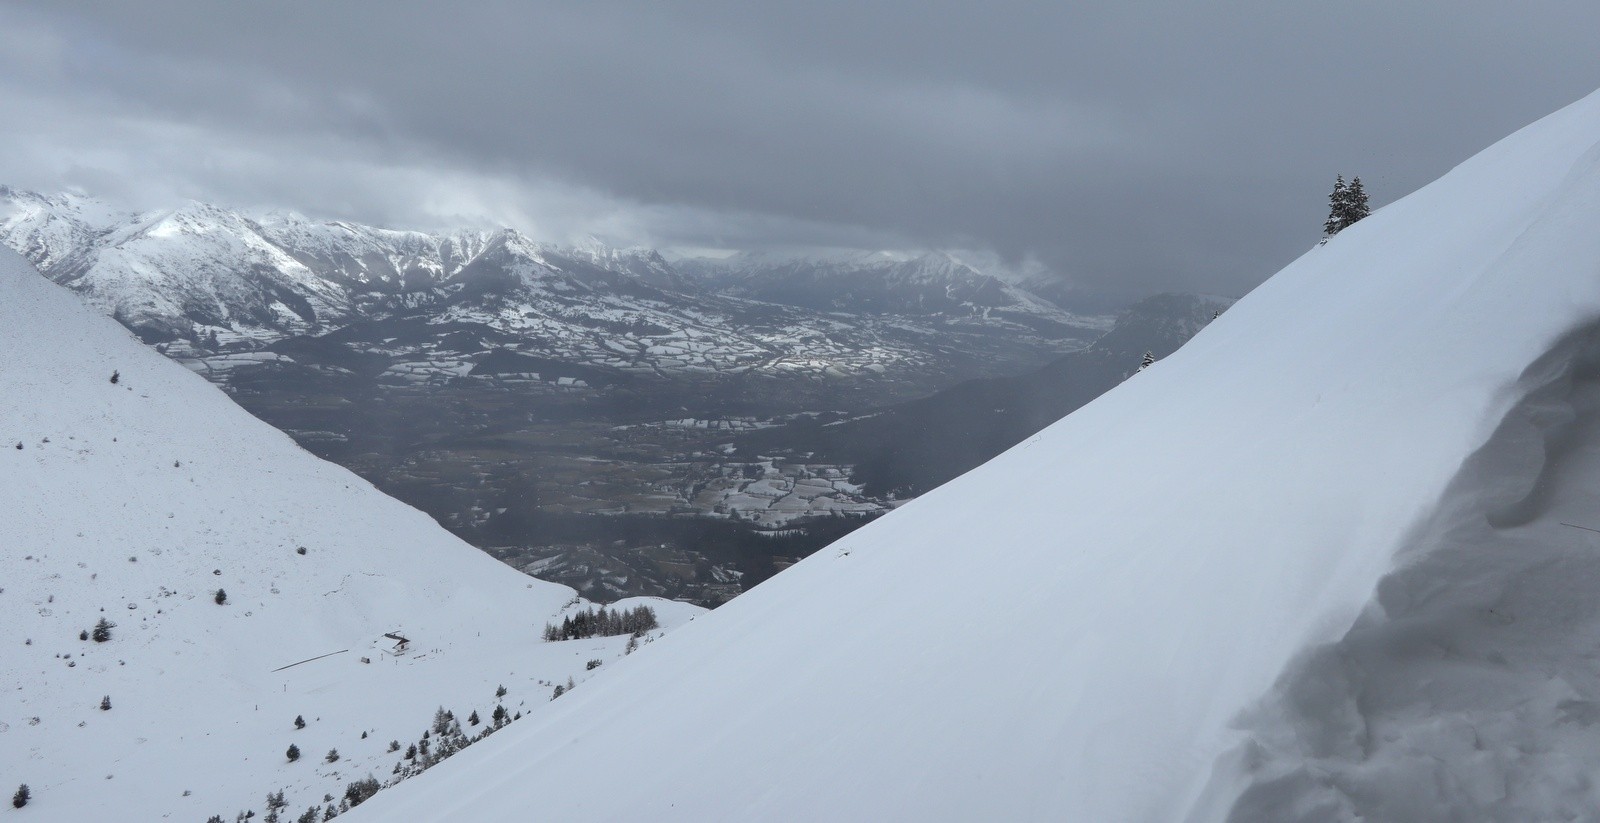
0,188,1105,396
4,188,1209,605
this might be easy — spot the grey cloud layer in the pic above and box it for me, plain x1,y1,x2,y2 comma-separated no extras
4,2,1599,295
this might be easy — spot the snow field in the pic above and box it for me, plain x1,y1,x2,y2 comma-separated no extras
0,247,700,821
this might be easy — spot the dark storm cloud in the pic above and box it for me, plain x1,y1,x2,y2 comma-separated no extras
4,2,1599,295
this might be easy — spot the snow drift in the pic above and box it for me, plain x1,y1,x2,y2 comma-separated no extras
347,88,1600,822
0,248,698,821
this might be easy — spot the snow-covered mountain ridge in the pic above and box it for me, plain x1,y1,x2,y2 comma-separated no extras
0,247,700,821
349,89,1600,821
0,190,1106,389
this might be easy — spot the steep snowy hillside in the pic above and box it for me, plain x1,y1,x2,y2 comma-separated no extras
350,89,1600,822
0,248,699,821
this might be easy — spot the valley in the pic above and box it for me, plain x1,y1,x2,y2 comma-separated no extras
2,189,1230,607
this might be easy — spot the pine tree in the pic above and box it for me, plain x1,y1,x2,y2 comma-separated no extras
1323,174,1348,237
294,714,305,730
1323,173,1373,238
214,588,227,605
286,744,300,762
100,695,111,711
92,617,113,642
1140,351,1155,370
110,370,120,384
325,748,340,763
495,684,507,699
342,776,380,808
1346,176,1371,224
12,784,29,808
467,710,479,726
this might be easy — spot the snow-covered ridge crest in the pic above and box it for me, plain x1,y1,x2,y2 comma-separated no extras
0,192,1097,343
0,248,700,821
346,87,1600,821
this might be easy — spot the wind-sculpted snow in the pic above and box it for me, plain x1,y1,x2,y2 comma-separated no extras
346,88,1600,822
1202,322,1600,821
0,248,701,821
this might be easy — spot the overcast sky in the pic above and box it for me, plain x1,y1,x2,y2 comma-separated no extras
3,2,1598,296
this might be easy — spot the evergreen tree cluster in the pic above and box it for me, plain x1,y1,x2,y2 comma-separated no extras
341,776,380,809
1323,174,1372,238
542,605,658,641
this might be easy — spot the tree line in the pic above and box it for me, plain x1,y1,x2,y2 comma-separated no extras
543,605,659,642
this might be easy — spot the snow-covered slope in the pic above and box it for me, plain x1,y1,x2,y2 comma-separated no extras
0,248,699,821
349,89,1600,822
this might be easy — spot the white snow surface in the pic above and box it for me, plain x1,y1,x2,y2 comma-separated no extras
0,249,700,821
349,88,1600,822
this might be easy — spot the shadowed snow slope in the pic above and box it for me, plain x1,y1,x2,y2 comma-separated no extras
357,88,1600,822
0,247,700,821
